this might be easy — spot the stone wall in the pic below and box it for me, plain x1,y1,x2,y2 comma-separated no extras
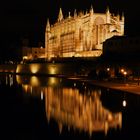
0,64,17,73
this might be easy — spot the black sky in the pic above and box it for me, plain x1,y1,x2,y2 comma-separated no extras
0,0,140,48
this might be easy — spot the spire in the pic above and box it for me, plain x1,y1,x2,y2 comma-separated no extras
47,19,50,28
58,8,63,22
74,9,77,18
46,19,50,32
106,6,110,14
90,5,94,15
68,11,71,18
106,6,110,23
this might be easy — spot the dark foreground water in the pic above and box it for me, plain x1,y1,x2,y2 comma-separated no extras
0,74,140,139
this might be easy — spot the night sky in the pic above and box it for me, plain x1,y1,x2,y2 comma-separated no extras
0,0,140,59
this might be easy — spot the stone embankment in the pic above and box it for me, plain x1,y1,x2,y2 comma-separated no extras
0,62,89,76
0,64,17,73
1,64,140,95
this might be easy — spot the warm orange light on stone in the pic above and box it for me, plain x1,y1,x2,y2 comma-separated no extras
30,64,40,74
45,6,124,59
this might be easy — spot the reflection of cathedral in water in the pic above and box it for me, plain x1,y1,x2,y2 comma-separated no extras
45,88,122,136
16,76,122,136
45,87,122,134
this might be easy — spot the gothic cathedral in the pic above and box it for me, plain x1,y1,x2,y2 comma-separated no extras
45,6,124,59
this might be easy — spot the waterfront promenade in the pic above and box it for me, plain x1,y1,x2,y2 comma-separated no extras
68,77,140,95
90,79,140,95
89,79,140,95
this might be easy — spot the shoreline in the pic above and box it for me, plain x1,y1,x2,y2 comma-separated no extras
72,78,140,95
0,63,140,95
1,70,140,95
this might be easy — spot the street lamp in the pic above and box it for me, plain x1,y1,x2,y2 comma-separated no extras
124,71,127,76
107,68,110,71
122,99,127,107
121,69,124,73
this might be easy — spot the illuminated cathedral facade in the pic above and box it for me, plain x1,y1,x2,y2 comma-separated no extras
45,6,124,59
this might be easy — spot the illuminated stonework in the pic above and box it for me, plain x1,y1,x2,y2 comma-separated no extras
45,6,124,59
22,47,45,60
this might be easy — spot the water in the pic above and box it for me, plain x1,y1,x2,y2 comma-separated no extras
0,74,140,139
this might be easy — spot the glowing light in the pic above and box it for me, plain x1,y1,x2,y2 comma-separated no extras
23,56,28,60
50,67,55,74
107,68,110,71
30,64,40,74
30,76,40,86
23,84,29,93
16,65,21,73
48,77,57,85
124,71,127,76
121,69,124,73
16,75,22,84
48,66,57,74
122,100,127,107
108,114,113,121
41,90,43,100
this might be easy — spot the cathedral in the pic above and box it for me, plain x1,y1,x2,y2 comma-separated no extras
45,6,124,59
